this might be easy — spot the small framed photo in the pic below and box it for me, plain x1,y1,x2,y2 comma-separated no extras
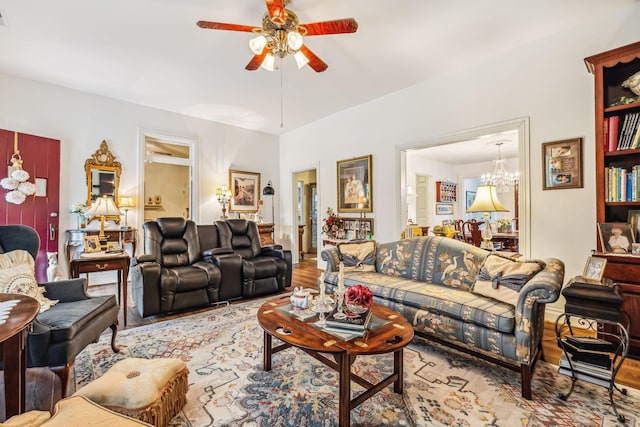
628,209,640,242
582,256,606,282
106,241,120,251
598,222,635,254
84,235,102,253
435,203,454,215
465,191,476,210
542,137,583,190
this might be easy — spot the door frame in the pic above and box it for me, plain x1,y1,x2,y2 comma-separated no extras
397,117,531,257
137,129,199,225
290,163,319,264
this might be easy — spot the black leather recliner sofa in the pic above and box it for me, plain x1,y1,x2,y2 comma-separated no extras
131,217,292,317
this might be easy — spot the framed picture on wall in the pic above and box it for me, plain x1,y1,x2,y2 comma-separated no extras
542,137,583,190
436,203,453,215
465,191,476,210
229,170,260,213
337,155,373,213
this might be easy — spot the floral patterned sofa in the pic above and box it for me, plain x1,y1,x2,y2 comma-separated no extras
320,236,565,399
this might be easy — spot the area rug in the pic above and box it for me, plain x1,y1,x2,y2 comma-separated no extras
74,299,640,426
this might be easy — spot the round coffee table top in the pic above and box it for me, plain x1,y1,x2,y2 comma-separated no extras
257,295,413,356
0,293,39,343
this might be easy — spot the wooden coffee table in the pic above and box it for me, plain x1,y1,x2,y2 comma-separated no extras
257,296,414,427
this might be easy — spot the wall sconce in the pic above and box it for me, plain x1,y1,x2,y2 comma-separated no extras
216,185,232,219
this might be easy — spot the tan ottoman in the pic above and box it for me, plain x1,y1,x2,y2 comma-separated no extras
74,358,188,427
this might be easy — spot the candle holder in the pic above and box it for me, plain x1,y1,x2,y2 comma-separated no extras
333,288,347,320
314,295,334,327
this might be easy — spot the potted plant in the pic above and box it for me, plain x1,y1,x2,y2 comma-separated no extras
496,219,513,233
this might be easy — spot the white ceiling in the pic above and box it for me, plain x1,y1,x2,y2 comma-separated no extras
409,130,519,165
0,0,635,136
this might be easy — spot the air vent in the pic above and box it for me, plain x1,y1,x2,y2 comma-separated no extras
0,9,7,27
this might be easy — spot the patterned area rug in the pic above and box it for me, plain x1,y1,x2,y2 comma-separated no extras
75,299,640,426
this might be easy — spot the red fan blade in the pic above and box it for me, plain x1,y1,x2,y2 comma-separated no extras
245,47,272,71
197,21,259,33
299,45,328,72
298,18,358,36
264,0,285,24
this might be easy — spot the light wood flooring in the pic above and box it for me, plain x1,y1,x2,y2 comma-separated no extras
2,257,639,420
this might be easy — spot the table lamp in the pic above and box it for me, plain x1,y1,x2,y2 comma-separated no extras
119,196,135,229
466,184,508,250
216,185,232,219
85,195,122,249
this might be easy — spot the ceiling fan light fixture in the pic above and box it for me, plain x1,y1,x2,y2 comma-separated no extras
287,31,303,50
249,35,267,55
294,50,309,68
261,53,276,71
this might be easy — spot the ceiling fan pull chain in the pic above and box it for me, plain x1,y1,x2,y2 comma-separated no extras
280,59,284,128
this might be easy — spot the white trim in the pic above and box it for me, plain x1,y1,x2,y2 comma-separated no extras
137,129,199,225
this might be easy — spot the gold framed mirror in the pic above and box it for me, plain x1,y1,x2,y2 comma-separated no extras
85,140,121,221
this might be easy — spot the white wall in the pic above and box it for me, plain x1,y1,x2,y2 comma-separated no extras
279,5,640,318
0,72,280,275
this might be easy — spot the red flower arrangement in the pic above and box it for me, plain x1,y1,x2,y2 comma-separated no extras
346,284,373,308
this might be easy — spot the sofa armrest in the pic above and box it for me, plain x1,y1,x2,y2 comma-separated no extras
320,246,340,272
41,278,90,302
130,260,163,317
202,248,234,261
516,258,565,311
131,254,157,266
513,257,565,363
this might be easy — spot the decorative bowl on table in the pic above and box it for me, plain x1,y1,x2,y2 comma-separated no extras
345,284,373,316
346,302,369,315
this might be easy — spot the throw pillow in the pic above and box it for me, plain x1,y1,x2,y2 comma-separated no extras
471,254,544,306
0,250,58,313
337,240,377,272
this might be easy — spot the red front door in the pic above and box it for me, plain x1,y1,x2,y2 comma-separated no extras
0,129,60,282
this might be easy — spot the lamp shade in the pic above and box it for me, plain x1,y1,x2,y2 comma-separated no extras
466,185,508,213
262,181,275,196
85,196,122,218
119,196,135,209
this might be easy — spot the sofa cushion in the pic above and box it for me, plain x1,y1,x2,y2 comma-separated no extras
423,237,488,291
325,270,516,333
0,250,57,313
471,255,544,307
337,240,376,272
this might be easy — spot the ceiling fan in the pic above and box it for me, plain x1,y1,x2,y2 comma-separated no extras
196,0,358,72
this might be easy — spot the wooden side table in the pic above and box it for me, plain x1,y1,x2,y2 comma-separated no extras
0,294,39,417
70,253,131,326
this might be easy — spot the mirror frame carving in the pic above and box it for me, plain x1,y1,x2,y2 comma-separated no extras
85,140,121,222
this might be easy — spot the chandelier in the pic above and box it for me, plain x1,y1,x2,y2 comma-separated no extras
249,10,309,71
481,142,519,194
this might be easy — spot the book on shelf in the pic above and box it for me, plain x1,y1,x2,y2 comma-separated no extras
565,336,615,352
557,367,611,388
562,342,613,369
608,115,620,151
559,354,611,380
325,308,373,331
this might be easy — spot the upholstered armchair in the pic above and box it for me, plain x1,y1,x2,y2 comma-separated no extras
215,219,292,297
0,224,119,397
131,218,242,317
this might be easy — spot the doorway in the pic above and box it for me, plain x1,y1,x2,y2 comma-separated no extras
139,131,198,223
401,117,530,256
293,169,317,260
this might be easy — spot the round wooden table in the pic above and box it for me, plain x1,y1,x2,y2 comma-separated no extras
257,296,414,427
0,293,39,418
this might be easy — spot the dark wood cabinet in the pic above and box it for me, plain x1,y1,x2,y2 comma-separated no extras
586,41,640,358
257,223,274,246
